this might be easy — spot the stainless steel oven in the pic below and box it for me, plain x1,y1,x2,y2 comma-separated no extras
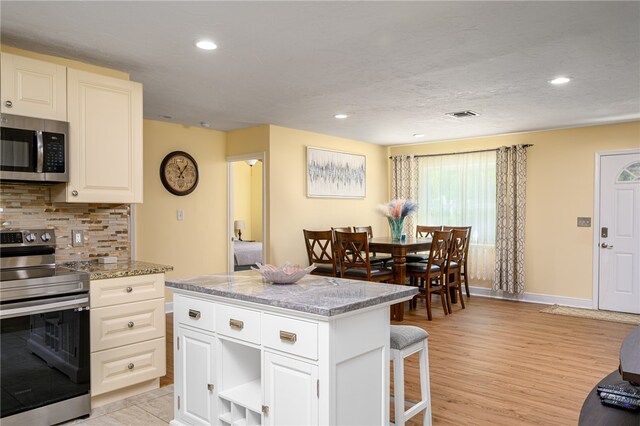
0,229,90,425
0,113,69,183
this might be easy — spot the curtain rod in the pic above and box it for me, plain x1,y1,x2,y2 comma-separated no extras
389,144,533,159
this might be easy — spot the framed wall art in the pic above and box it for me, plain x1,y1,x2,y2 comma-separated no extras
306,147,366,198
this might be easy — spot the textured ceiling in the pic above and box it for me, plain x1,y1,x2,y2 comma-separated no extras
1,1,639,145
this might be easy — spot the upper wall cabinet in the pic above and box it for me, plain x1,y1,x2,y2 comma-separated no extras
1,52,67,121
52,69,143,203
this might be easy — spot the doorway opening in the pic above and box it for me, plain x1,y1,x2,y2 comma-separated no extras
227,153,266,273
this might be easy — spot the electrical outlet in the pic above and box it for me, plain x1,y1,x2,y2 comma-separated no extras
72,230,84,247
577,217,591,227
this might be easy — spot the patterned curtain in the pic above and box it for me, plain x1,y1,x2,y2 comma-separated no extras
391,155,418,236
493,145,527,294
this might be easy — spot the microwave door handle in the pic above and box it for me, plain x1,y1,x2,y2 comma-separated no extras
35,130,44,173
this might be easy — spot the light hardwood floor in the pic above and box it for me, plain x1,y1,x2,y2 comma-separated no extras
161,296,635,425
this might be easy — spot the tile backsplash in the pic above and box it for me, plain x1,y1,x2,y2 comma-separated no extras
0,183,131,262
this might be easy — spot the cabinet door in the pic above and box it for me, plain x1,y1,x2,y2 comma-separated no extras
55,68,142,203
263,351,318,426
0,52,67,120
175,327,216,426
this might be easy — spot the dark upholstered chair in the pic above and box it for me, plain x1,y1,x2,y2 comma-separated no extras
303,229,338,277
335,231,394,282
406,230,451,320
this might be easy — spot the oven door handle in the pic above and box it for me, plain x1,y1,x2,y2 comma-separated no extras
0,295,89,319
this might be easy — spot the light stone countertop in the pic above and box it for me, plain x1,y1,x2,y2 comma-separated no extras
166,272,418,317
63,260,173,280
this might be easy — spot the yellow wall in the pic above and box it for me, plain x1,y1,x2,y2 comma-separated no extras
135,120,228,300
268,125,390,266
1,45,129,79
390,121,640,300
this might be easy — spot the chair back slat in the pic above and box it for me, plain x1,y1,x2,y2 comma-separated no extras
354,226,373,238
416,225,443,239
303,229,337,277
427,230,450,269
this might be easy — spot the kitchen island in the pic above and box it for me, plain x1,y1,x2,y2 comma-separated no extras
166,273,417,426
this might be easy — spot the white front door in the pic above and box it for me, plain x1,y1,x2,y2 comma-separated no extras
598,151,640,313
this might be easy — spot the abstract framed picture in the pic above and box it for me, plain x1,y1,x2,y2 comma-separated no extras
306,147,366,198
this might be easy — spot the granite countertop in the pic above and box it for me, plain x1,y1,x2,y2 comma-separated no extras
166,272,418,317
62,260,173,280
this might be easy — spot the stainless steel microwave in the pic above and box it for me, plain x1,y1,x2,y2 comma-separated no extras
0,113,69,183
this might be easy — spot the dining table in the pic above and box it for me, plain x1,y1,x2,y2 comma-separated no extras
368,236,432,321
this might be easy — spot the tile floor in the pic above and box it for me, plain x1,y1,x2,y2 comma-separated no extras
62,385,173,425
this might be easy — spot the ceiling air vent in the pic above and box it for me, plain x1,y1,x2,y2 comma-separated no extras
445,110,479,118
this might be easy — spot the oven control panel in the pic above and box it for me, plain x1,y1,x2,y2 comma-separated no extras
0,229,56,247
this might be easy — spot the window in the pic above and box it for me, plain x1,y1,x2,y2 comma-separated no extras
617,162,640,182
417,151,496,280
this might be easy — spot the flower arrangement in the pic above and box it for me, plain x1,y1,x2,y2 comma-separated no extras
378,199,417,240
378,199,418,219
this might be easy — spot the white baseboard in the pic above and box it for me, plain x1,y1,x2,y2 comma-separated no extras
165,301,173,314
469,286,593,309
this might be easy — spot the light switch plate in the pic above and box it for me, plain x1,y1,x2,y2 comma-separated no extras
577,217,591,227
177,210,184,221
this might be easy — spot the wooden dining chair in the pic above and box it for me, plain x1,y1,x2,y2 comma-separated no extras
443,226,472,298
445,228,467,311
303,229,338,277
406,230,451,320
406,225,443,263
335,231,394,282
354,225,392,265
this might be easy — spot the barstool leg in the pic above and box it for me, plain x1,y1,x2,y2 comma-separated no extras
420,340,432,426
393,350,405,426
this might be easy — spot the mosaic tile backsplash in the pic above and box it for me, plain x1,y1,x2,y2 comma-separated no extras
0,183,131,262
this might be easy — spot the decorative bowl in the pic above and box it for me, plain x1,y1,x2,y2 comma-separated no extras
251,263,316,284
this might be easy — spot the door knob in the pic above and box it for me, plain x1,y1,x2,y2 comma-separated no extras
601,243,614,249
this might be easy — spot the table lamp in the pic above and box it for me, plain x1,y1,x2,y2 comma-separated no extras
234,220,246,241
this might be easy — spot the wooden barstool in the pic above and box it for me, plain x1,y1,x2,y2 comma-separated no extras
390,325,432,426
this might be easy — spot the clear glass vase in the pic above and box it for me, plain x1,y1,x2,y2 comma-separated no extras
388,217,405,241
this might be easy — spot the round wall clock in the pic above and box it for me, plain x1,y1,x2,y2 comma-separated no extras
160,151,199,196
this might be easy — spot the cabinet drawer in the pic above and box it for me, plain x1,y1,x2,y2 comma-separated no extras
91,299,165,352
175,294,215,332
91,337,165,396
90,274,164,308
262,314,318,360
216,304,260,344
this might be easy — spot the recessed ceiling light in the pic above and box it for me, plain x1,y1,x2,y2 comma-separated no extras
549,76,571,85
413,133,425,138
200,122,211,128
334,114,348,119
195,39,218,50
158,114,173,120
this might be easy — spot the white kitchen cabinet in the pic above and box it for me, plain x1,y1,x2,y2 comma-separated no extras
0,52,67,120
52,68,143,203
170,287,397,426
174,327,217,426
263,351,318,426
90,274,166,406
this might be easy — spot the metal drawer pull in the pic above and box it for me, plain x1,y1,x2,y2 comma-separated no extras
188,309,201,319
207,384,214,391
126,286,133,293
128,321,134,328
229,318,244,330
127,363,134,370
280,330,297,343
